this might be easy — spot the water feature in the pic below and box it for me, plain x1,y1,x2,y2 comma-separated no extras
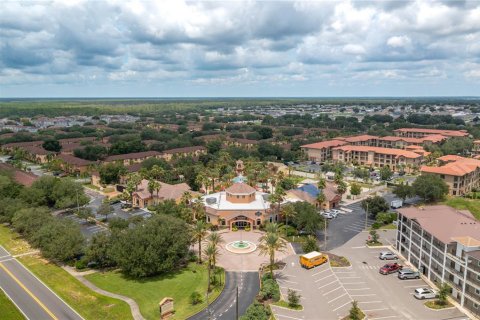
225,240,257,254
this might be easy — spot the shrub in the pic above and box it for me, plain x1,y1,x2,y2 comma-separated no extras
190,291,202,305
75,256,89,270
302,236,319,253
349,300,363,320
240,301,270,320
258,275,280,302
287,289,301,308
371,222,381,230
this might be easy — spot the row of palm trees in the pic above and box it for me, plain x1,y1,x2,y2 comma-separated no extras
258,223,287,278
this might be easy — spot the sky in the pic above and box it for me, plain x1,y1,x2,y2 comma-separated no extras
1,0,480,98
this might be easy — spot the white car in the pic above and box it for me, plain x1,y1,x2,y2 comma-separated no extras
414,288,438,300
330,209,341,216
322,212,334,219
379,251,398,260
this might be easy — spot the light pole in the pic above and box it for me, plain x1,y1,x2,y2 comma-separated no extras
236,286,239,320
324,219,327,251
365,202,369,230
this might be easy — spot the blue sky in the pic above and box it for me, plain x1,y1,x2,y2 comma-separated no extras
1,0,480,97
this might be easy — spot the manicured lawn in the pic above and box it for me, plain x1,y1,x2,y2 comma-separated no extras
444,197,480,220
272,299,303,310
0,289,25,320
18,255,132,320
86,264,224,320
0,224,32,255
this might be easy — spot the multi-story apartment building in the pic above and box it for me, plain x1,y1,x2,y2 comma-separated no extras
331,145,423,171
300,140,347,163
421,155,480,196
394,128,469,138
473,140,480,157
396,206,480,318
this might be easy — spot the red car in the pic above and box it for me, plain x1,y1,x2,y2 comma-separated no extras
379,263,403,275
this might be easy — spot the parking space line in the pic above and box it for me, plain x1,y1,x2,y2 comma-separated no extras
273,314,303,320
279,286,302,291
327,292,348,304
322,286,342,296
318,280,338,289
350,294,377,297
358,301,382,304
342,282,366,285
369,316,398,320
403,285,421,288
277,279,298,284
312,268,330,276
346,288,370,291
363,308,389,312
337,276,360,279
315,274,334,282
333,271,356,274
332,300,353,312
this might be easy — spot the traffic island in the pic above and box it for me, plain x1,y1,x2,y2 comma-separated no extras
328,253,351,267
425,300,455,310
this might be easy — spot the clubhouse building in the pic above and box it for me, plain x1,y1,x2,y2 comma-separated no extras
201,182,277,230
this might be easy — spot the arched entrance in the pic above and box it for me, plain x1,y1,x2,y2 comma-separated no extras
229,215,252,230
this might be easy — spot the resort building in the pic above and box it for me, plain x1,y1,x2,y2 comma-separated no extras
201,182,275,230
396,205,480,318
57,154,94,174
393,128,469,138
285,183,341,210
160,146,207,161
131,179,198,209
0,163,39,187
421,155,480,196
473,141,480,157
301,140,347,163
331,145,423,171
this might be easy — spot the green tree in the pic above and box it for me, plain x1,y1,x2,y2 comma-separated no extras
316,192,326,209
97,201,113,221
281,203,296,226
147,179,160,204
337,180,347,194
302,235,319,253
287,289,301,308
293,202,324,235
393,182,415,201
379,166,393,181
99,163,128,185
349,300,363,320
240,301,271,320
111,214,191,278
42,139,61,152
361,196,389,219
207,232,224,274
317,176,326,189
437,282,451,306
192,221,208,264
412,174,449,202
85,232,116,268
203,242,219,292
369,230,379,243
259,224,287,278
350,183,361,199
76,207,94,222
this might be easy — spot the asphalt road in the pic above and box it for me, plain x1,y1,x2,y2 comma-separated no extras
0,246,83,320
188,271,259,320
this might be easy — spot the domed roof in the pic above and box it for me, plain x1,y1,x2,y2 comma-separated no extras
225,182,256,194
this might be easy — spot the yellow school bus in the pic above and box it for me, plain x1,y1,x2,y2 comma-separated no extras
300,251,328,269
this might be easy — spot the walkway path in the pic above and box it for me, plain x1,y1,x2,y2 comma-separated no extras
62,266,145,320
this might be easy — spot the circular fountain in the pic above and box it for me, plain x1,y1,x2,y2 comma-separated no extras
225,240,257,254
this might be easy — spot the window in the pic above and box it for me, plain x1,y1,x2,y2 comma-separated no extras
475,288,480,296
474,302,479,309
242,195,245,199
440,175,445,179
207,216,210,223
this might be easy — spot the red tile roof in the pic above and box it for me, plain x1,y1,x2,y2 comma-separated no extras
0,163,39,187
301,140,347,149
57,154,94,166
394,128,468,137
104,151,162,162
225,182,256,194
163,146,206,154
333,145,422,159
421,156,480,176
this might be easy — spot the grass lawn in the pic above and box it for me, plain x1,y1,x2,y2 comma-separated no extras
369,223,396,231
0,289,25,320
444,197,480,220
86,263,224,320
0,224,33,255
425,300,454,310
18,255,132,320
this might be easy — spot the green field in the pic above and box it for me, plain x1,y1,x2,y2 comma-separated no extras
444,197,480,220
0,289,25,320
0,226,132,320
86,264,224,320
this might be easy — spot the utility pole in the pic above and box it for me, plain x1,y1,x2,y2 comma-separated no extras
365,202,369,230
236,286,239,320
324,219,327,250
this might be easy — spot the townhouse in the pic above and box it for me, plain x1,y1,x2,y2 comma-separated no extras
57,154,94,174
331,145,423,171
421,155,480,196
396,206,480,317
131,179,199,209
161,146,207,161
104,151,163,166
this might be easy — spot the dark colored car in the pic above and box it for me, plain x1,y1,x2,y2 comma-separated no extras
379,263,403,275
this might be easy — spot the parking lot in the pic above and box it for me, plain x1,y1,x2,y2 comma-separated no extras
272,230,468,320
331,230,468,320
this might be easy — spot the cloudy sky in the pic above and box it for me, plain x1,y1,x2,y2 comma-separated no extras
1,0,480,97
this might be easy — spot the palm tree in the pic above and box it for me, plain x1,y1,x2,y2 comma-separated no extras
147,179,160,205
150,165,165,180
192,221,208,264
203,242,219,292
337,181,347,194
258,229,287,278
192,199,206,221
316,192,326,210
265,222,280,234
181,191,192,206
207,232,224,272
317,176,326,189
281,203,296,226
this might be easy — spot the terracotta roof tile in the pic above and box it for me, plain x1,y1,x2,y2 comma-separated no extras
332,145,422,159
225,182,256,194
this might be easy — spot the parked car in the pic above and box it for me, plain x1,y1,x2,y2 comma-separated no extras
398,268,421,280
379,251,398,260
414,288,438,299
322,212,334,219
379,263,403,275
330,209,341,217
390,200,403,209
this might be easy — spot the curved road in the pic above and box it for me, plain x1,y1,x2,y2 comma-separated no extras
189,271,259,320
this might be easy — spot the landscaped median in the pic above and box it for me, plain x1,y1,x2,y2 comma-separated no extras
85,263,224,320
0,225,132,320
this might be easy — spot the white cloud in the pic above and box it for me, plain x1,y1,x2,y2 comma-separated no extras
387,35,411,48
